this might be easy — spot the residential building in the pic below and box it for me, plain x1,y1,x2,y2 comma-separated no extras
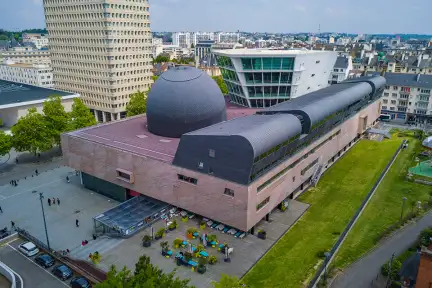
61,68,385,234
172,32,191,48
0,48,50,65
415,244,432,288
216,32,240,44
161,45,190,60
212,49,337,108
195,40,215,61
22,33,49,50
0,59,53,88
0,80,79,127
192,32,214,46
329,56,353,84
381,73,432,123
43,0,153,122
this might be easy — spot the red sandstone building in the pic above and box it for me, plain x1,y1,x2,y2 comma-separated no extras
61,67,386,235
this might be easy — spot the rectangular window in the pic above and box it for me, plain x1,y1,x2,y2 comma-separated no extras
177,174,198,185
116,168,134,183
224,188,234,197
257,197,270,211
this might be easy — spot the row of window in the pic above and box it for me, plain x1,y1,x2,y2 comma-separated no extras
253,134,300,163
241,58,295,71
386,86,431,94
256,197,270,211
301,158,319,176
245,72,293,84
220,68,239,82
177,174,198,185
215,56,233,68
255,130,341,192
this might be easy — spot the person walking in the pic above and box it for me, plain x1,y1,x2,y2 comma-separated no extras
0,206,2,213
57,198,60,205
48,198,51,206
35,169,39,176
52,198,56,205
76,219,79,227
66,176,70,183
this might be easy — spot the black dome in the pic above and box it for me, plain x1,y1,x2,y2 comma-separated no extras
146,66,227,138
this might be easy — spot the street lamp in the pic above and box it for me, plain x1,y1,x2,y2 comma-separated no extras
400,197,407,222
324,252,331,280
37,192,51,250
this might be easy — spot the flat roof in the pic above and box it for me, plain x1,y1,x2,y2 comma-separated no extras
213,48,334,56
67,100,259,164
0,80,77,108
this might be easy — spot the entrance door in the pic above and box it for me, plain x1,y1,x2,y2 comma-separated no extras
126,189,141,200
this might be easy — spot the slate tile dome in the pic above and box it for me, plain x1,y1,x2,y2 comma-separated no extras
146,66,227,138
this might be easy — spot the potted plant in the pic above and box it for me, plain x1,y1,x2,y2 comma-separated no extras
187,227,197,239
208,255,217,265
155,228,165,240
90,251,101,264
197,257,207,274
168,220,178,231
207,234,217,247
184,251,193,262
173,238,183,249
257,229,267,240
142,234,152,247
199,221,206,230
160,241,170,257
181,215,189,223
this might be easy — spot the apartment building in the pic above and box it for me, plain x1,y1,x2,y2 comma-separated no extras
0,59,53,88
192,32,214,46
213,49,337,108
43,0,153,122
381,73,432,123
22,33,49,50
216,32,240,44
329,56,353,84
0,48,51,65
172,32,191,48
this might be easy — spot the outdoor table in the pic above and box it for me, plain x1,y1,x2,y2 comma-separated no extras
199,251,209,257
193,232,199,238
210,241,217,246
182,241,188,247
188,260,198,267
167,250,173,256
191,246,197,252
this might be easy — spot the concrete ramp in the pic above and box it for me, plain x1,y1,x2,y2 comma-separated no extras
367,128,391,139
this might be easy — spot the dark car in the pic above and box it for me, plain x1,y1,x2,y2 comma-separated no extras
34,254,55,268
70,276,92,288
52,264,73,281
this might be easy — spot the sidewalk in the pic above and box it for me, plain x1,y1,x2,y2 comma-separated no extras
330,211,432,288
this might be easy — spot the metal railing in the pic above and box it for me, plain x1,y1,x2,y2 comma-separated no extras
308,140,406,287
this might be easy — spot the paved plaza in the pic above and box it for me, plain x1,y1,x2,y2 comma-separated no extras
71,200,309,288
0,165,117,251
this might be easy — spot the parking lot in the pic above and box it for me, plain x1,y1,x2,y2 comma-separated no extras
0,166,117,251
0,238,69,287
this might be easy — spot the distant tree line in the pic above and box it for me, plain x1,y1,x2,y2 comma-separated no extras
0,97,96,157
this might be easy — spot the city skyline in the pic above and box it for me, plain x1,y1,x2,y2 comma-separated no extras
0,0,431,35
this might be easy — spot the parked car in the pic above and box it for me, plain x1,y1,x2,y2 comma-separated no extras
70,276,92,288
52,264,73,281
34,254,55,268
18,242,39,257
206,220,213,227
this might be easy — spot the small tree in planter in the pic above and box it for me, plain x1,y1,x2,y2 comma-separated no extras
197,257,207,274
181,215,189,223
155,228,165,240
142,234,152,247
184,251,193,262
173,238,183,249
160,241,170,257
207,234,217,247
208,255,217,265
187,227,198,239
257,229,267,240
168,220,178,231
199,221,206,230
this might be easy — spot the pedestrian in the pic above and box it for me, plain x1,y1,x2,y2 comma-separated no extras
57,198,60,205
66,176,70,183
35,169,38,176
76,219,79,227
0,206,2,213
52,198,56,205
48,198,51,206
11,221,15,230
15,158,18,164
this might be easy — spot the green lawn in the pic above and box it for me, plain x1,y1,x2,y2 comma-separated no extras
242,139,402,288
333,135,432,269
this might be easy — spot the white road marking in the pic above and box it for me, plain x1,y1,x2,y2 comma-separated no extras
7,244,70,287
2,263,24,288
0,178,64,201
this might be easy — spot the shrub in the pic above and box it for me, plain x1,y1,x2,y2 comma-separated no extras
209,255,217,265
187,227,198,235
160,241,169,252
168,220,178,229
90,251,101,264
142,235,152,242
381,259,401,279
184,251,193,262
316,250,328,258
198,257,207,267
208,234,217,242
0,118,3,127
196,244,205,253
156,228,165,238
173,238,182,248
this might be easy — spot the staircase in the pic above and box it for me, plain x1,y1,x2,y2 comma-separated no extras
69,237,124,261
311,157,324,186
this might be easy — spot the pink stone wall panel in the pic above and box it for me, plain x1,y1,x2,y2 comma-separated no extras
61,100,380,232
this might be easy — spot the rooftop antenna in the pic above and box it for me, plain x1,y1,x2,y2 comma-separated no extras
318,24,321,35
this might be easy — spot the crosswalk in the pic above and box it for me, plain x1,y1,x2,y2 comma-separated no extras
69,237,124,261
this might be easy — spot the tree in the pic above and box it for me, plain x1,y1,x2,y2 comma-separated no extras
212,274,245,288
0,131,12,156
153,54,170,64
152,75,159,82
42,95,70,146
212,76,228,95
95,256,194,288
126,91,148,117
70,98,97,130
0,35,8,40
0,118,4,127
11,108,53,154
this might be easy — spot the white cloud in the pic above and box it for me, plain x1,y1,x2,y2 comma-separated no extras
294,4,307,12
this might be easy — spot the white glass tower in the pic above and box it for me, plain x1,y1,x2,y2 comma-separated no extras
43,0,153,122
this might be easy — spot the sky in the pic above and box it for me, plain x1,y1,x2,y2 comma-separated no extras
1,0,431,34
